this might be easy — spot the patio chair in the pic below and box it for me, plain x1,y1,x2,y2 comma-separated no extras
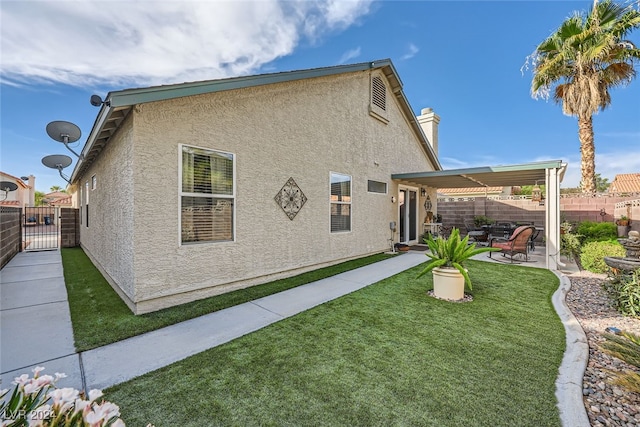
464,221,488,244
488,225,535,263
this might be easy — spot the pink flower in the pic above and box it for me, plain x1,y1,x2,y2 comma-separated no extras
49,387,79,412
88,389,104,402
32,366,45,377
13,373,30,386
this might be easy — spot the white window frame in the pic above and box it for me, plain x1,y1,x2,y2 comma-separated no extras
91,175,97,190
367,179,387,194
84,181,89,228
178,144,236,245
330,172,352,233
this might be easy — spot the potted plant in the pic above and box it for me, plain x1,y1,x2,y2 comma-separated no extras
616,216,631,237
616,216,630,226
417,228,500,301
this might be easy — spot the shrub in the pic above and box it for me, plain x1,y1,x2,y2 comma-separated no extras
580,241,626,274
603,270,640,317
601,330,640,393
473,215,492,227
0,366,147,426
576,221,617,243
560,222,582,261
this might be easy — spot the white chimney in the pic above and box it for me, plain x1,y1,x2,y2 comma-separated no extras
27,175,35,207
417,107,440,156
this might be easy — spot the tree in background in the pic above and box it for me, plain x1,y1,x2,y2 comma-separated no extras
595,173,611,192
527,0,640,193
34,191,45,206
49,185,67,193
563,173,610,193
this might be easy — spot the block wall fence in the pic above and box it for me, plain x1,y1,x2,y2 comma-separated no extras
1,207,22,269
437,194,640,235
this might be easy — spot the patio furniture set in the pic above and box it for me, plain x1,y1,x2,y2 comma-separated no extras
464,221,543,263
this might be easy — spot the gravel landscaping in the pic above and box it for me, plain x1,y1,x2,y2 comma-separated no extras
566,272,640,427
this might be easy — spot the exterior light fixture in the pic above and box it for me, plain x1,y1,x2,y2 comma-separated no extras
391,196,396,203
421,188,426,197
424,195,432,211
531,181,542,202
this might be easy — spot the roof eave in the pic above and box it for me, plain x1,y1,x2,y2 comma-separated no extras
70,59,442,181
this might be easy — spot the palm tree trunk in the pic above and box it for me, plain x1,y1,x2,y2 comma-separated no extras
578,115,597,193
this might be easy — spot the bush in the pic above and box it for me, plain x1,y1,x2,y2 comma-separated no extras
473,215,493,227
576,221,617,243
580,241,626,273
601,330,640,393
560,222,582,261
603,270,640,317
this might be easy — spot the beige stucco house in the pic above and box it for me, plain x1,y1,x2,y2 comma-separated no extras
69,60,442,314
0,172,35,208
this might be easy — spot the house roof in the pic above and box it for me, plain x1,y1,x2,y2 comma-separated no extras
0,171,29,189
49,195,72,206
70,59,441,183
609,173,640,193
392,160,567,188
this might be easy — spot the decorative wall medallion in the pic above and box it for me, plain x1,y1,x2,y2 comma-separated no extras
274,177,307,220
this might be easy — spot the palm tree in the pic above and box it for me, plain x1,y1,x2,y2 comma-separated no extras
50,185,62,192
528,0,640,193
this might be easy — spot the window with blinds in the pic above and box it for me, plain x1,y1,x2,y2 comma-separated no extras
180,145,235,244
330,172,351,233
367,180,387,194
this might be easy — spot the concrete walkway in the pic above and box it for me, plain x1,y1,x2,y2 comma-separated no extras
0,248,588,426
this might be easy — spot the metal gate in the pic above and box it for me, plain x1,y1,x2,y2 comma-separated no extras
23,207,60,251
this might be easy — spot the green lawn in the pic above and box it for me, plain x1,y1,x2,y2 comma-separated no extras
104,260,565,427
60,247,394,351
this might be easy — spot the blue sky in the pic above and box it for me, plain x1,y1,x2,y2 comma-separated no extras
2,0,639,193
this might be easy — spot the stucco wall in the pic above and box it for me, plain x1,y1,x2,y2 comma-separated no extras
84,70,435,313
77,116,137,306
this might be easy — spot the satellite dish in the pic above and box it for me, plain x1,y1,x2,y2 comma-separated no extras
46,121,83,159
0,180,18,200
46,121,81,143
0,181,18,192
42,154,72,169
90,94,104,107
42,154,73,184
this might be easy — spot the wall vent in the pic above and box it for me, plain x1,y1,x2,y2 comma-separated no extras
369,74,389,124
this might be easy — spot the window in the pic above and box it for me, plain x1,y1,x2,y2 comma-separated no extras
91,175,97,190
180,145,235,244
85,181,89,228
330,172,351,233
367,180,387,194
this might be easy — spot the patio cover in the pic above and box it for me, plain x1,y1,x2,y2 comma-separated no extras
391,160,568,270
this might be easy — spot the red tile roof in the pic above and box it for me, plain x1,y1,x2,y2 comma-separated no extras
49,195,72,206
609,173,640,193
0,200,21,206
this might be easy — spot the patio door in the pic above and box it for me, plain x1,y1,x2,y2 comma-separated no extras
399,187,418,244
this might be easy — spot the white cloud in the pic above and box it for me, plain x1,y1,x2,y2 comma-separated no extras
533,150,640,188
338,47,361,64
0,0,374,87
400,43,419,60
438,149,640,190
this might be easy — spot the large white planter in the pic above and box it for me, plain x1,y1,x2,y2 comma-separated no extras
432,267,465,301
